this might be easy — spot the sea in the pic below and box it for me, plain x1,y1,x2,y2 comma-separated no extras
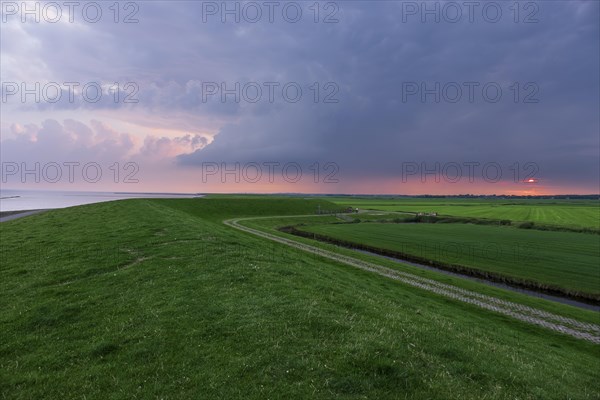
0,189,201,212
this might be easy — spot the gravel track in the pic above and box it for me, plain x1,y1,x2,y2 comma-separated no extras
225,216,600,344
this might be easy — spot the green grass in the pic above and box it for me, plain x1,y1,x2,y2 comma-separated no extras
173,196,337,220
1,198,599,399
298,222,600,299
242,214,600,325
329,197,600,229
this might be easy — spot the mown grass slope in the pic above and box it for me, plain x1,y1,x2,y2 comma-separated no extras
1,198,599,399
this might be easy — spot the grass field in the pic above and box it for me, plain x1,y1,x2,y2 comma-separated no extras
242,214,599,324
329,197,600,229
298,222,600,300
1,197,599,399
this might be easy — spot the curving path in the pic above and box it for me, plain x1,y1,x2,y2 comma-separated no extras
225,216,600,344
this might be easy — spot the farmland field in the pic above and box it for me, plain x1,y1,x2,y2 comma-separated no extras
1,197,599,399
329,197,600,229
298,222,600,300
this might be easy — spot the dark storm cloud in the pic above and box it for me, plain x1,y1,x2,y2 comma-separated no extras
174,1,598,189
2,0,598,190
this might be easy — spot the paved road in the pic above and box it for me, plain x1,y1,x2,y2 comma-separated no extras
0,210,47,223
225,216,600,344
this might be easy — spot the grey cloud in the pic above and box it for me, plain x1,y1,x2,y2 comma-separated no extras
1,0,598,191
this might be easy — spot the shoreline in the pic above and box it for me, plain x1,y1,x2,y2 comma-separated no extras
0,191,203,215
0,210,48,223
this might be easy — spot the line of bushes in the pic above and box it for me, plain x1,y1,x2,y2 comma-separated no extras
377,213,600,234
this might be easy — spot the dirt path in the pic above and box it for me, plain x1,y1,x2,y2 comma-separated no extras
225,216,600,344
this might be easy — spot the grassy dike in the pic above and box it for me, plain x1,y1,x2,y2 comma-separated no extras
1,198,599,399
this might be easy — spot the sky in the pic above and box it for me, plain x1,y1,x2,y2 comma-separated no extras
1,0,598,195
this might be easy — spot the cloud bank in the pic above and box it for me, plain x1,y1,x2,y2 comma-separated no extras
1,1,598,193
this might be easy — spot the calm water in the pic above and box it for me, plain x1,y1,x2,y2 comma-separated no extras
0,190,201,212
